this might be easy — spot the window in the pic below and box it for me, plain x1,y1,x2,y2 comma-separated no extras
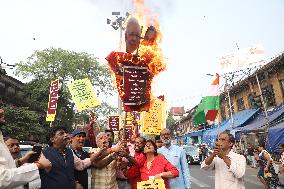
262,84,276,108
248,92,262,109
237,98,245,111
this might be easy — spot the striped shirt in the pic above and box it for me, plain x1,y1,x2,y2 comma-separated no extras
90,148,118,189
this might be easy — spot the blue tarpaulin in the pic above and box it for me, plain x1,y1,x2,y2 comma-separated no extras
202,109,259,148
235,104,284,132
267,121,284,152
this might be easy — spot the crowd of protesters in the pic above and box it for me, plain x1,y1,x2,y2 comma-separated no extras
0,108,193,189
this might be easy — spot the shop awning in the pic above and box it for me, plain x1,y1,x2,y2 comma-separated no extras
202,108,259,147
235,104,284,132
266,121,284,152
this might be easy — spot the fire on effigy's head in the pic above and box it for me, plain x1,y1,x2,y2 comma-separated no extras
106,1,166,112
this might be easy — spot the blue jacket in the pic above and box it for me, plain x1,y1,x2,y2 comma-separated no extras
40,147,75,189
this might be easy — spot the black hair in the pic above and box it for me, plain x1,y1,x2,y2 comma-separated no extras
155,135,161,141
279,144,284,148
220,130,235,144
258,141,266,148
105,129,114,138
145,139,158,156
47,126,67,146
137,136,146,143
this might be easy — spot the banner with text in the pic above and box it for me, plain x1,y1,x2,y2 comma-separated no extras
219,44,265,73
46,79,59,122
137,179,166,189
142,98,166,135
67,78,100,112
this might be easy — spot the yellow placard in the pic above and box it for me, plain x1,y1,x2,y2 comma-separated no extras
67,78,100,112
141,98,166,135
137,179,166,189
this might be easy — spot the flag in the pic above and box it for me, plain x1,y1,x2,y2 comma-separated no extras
193,74,220,125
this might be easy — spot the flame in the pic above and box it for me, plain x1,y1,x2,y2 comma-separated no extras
132,0,166,109
107,0,166,112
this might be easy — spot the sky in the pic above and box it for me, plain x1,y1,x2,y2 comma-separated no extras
0,0,284,111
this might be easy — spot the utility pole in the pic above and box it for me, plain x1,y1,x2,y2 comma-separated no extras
107,12,130,115
255,73,270,129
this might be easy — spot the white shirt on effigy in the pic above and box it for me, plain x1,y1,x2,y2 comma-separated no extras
201,150,246,189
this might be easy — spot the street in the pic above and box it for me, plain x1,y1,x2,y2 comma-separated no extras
189,164,284,189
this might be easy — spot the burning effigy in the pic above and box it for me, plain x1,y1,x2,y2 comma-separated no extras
106,1,166,112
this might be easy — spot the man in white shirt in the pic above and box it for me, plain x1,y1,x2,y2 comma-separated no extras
0,108,52,189
201,131,246,189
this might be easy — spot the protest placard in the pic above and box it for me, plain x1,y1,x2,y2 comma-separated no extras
137,179,166,189
46,79,59,122
67,78,100,111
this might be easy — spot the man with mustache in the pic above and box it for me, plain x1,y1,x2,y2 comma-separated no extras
201,131,246,189
158,128,192,189
0,108,52,189
40,126,104,189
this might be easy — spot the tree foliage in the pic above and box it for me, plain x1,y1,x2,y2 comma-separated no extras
16,48,116,130
0,106,45,142
166,112,176,130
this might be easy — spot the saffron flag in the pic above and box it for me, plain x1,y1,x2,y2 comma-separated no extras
193,74,220,125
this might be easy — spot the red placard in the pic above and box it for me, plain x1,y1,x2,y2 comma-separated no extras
108,115,120,131
46,79,59,121
123,66,148,106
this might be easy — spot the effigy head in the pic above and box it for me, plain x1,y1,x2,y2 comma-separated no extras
125,17,141,53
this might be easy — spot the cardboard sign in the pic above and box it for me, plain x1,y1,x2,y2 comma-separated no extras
137,179,166,189
67,78,100,111
108,115,120,131
123,66,148,106
46,79,59,122
142,98,166,135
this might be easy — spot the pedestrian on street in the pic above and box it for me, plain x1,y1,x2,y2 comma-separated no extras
279,144,284,173
158,128,192,189
246,143,257,168
70,129,90,189
201,131,246,189
0,108,52,189
256,142,281,189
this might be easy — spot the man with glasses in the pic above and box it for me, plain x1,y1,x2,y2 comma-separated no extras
158,128,191,189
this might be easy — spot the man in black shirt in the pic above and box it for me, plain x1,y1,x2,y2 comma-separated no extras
246,143,256,168
70,129,90,189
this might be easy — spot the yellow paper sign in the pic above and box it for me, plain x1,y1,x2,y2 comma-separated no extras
67,78,100,111
137,179,166,189
141,98,166,135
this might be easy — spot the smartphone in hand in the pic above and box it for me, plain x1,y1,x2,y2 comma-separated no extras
28,145,42,163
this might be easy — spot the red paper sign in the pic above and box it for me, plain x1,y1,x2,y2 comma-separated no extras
46,79,59,121
123,66,148,106
108,115,120,131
